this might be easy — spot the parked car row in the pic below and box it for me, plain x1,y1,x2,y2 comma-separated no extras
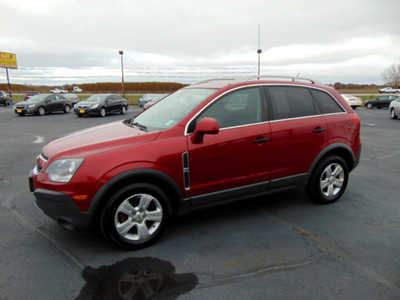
13,93,127,117
50,86,82,93
138,94,167,108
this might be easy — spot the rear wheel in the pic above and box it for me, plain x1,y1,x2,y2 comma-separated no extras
307,155,348,204
391,108,398,119
100,107,106,117
121,106,127,114
366,103,373,109
100,183,169,249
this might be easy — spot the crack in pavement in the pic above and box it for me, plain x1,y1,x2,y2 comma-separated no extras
266,213,400,291
2,194,84,271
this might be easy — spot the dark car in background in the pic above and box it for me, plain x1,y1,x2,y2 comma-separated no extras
0,91,12,106
143,94,168,110
63,93,79,106
365,95,399,109
14,94,72,116
74,94,128,117
24,91,40,101
138,94,166,108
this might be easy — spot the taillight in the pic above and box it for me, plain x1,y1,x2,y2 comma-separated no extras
349,112,360,126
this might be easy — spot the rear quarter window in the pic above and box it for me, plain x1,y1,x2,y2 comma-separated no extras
311,89,344,114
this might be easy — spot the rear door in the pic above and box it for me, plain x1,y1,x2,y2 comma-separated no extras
265,86,326,179
187,86,271,196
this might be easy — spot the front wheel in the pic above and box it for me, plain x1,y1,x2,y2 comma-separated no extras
64,105,71,113
121,106,127,114
366,103,373,109
38,106,46,116
307,155,349,204
99,107,106,117
100,183,169,249
391,108,398,119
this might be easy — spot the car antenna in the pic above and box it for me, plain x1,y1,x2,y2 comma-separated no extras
257,24,262,80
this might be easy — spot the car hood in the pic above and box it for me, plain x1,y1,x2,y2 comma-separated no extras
42,121,159,159
77,100,102,106
19,100,41,105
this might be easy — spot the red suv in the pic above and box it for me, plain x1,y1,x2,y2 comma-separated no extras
29,77,361,249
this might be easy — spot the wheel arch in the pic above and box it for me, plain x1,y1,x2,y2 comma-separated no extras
307,143,356,186
89,168,183,219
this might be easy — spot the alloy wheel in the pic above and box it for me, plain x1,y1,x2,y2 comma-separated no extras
114,193,163,242
320,163,345,198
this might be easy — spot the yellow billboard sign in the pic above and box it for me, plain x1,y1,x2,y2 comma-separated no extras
0,52,17,69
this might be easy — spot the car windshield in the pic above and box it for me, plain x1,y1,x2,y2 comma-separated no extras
132,88,217,130
85,95,107,102
27,94,48,102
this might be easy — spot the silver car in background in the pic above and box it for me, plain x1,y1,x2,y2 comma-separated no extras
389,97,400,119
341,94,363,110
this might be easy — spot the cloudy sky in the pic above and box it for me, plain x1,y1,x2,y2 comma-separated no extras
1,0,399,85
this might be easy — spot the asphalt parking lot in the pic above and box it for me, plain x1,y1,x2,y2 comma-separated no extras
0,106,400,299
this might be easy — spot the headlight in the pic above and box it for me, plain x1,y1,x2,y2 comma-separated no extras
46,158,84,183
28,104,35,108
91,104,99,109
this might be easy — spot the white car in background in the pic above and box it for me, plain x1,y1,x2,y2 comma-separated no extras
72,86,82,93
389,97,400,119
50,88,68,94
379,87,400,94
341,94,363,109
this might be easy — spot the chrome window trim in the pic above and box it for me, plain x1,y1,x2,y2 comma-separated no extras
184,83,348,136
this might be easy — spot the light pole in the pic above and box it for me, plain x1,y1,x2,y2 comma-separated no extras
118,50,125,98
257,24,262,79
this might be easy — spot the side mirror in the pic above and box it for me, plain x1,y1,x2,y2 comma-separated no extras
191,117,219,144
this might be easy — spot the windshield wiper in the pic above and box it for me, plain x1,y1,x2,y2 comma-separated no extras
130,121,147,132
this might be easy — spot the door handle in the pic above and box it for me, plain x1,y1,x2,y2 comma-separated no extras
253,136,269,144
312,126,325,133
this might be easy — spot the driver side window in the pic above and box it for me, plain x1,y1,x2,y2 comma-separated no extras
193,87,263,130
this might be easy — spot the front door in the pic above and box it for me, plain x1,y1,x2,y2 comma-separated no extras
187,86,271,197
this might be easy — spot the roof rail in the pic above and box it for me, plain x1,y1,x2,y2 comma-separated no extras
250,75,317,84
192,78,237,85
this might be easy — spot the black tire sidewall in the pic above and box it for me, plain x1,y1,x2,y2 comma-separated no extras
100,108,106,117
100,183,169,249
308,155,349,204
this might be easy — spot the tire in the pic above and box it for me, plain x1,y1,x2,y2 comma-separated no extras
99,183,169,249
391,108,398,120
38,106,46,116
366,103,373,109
307,155,349,204
64,105,71,113
99,107,106,117
121,106,127,115
17,113,24,116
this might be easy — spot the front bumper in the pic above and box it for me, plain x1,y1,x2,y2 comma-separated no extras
15,107,37,114
74,107,100,116
29,172,92,228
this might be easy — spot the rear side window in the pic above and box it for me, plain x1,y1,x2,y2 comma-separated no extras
268,86,316,120
311,89,344,114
